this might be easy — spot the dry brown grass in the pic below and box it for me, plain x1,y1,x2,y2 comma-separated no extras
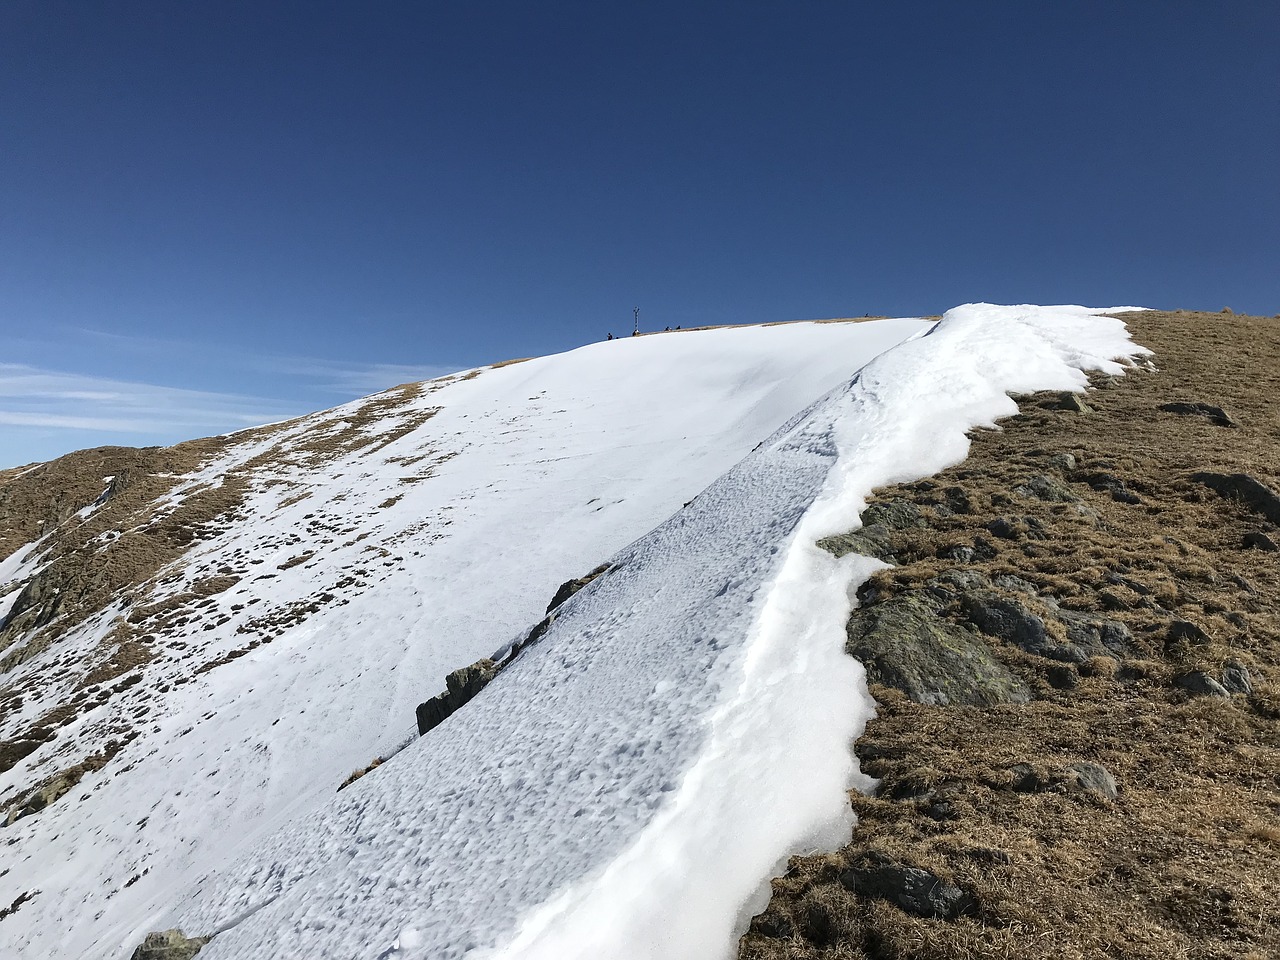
741,311,1280,960
336,756,384,792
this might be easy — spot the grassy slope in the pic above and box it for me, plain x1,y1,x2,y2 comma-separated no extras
741,310,1280,960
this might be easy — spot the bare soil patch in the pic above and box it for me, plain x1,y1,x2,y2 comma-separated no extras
740,310,1280,960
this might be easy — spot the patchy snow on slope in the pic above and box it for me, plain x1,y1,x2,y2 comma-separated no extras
159,305,1148,960
0,539,44,623
0,318,929,960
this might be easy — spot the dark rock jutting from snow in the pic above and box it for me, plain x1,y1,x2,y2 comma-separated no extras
128,929,210,960
415,658,499,736
544,562,611,613
817,498,927,564
414,563,613,737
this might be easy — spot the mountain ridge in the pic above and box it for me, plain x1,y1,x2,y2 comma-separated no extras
8,308,1269,959
1,315,931,959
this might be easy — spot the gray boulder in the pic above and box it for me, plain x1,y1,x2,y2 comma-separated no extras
1221,659,1254,695
1015,473,1079,503
1065,762,1120,802
1175,671,1230,698
1048,452,1077,473
1046,392,1093,413
1056,609,1135,657
840,853,974,919
1190,472,1280,524
819,498,929,562
1159,401,1236,427
938,544,975,562
818,523,895,562
960,592,1087,663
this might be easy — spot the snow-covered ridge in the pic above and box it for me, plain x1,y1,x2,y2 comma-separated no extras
152,305,1146,960
0,316,928,960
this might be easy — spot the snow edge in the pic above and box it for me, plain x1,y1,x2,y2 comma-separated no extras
480,304,1152,960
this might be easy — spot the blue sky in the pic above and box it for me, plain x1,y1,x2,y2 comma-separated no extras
2,1,1277,467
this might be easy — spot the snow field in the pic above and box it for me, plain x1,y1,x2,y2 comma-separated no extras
166,305,1147,960
473,304,1149,960
0,318,928,960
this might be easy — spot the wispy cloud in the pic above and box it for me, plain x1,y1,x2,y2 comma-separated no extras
0,364,302,435
0,338,467,467
248,357,462,394
60,327,462,395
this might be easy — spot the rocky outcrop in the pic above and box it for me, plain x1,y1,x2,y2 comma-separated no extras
839,851,974,920
1190,471,1280,525
0,567,65,636
0,889,37,921
818,499,927,564
818,525,895,563
744,311,1280,960
2,743,127,826
4,769,80,826
416,658,499,736
128,929,209,960
1222,658,1254,695
845,592,1030,706
841,559,1136,705
1035,391,1094,414
1159,401,1236,427
544,563,611,613
415,563,614,737
956,587,1132,664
